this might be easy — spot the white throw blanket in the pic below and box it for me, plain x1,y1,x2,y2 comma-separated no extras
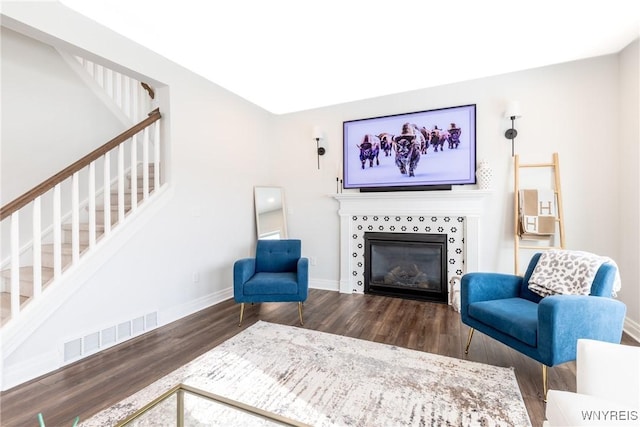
519,189,557,238
528,250,622,297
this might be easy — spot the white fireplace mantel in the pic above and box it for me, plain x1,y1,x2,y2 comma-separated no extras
333,189,490,216
333,189,491,295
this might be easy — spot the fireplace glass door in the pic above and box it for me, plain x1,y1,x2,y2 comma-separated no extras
364,232,447,303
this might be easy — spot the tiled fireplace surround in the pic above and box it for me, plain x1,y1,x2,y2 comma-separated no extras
333,190,489,304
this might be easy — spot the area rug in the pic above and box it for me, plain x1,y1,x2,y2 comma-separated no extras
82,321,531,426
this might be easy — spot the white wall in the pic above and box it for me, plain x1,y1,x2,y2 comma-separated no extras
274,52,639,333
0,27,124,204
617,39,640,337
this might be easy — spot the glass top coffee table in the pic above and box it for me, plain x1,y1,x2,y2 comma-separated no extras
115,383,310,426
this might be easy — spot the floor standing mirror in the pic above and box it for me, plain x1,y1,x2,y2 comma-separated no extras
254,186,287,239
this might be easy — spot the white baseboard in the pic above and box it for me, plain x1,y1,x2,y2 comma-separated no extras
1,348,60,392
157,281,343,324
310,278,339,292
1,286,233,391
2,279,333,390
159,288,233,327
624,316,640,343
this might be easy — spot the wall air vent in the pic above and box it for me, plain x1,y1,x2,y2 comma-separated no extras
63,338,82,362
62,311,158,363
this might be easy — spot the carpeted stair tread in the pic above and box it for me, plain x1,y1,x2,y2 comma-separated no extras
41,242,90,254
0,266,55,297
0,292,31,326
61,222,106,231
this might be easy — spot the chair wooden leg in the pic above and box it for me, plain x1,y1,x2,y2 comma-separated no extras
238,303,245,327
298,302,304,326
542,364,549,402
464,328,475,354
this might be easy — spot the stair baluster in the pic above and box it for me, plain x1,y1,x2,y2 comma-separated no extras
10,213,20,318
1,110,162,326
131,135,138,211
88,162,97,248
33,198,42,298
103,153,112,236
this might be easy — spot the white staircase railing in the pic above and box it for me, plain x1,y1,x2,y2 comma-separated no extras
72,56,154,124
0,110,163,327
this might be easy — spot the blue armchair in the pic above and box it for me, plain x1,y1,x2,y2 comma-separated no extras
461,252,626,400
233,239,309,326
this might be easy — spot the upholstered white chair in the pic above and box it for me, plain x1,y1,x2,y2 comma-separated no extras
544,339,640,426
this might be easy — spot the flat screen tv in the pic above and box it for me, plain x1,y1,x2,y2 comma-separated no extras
343,104,476,192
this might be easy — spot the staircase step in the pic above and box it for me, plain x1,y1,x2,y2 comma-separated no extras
41,243,89,268
133,162,156,175
0,292,30,326
130,172,156,182
95,203,132,225
42,242,90,254
130,178,156,192
61,223,106,232
106,163,156,200
97,202,133,212
108,186,155,205
0,266,55,297
62,222,106,245
109,192,136,204
127,167,155,184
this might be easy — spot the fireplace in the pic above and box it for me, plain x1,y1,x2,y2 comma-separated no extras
333,191,488,301
364,232,448,303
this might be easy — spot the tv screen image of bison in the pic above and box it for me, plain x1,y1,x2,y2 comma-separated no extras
343,104,476,191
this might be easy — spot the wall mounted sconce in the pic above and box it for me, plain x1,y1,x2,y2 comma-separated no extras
313,126,325,169
504,101,522,156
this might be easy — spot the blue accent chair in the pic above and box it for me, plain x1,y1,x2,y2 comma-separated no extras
233,239,309,326
461,253,626,400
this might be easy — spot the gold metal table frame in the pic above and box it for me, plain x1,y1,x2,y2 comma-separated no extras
115,383,310,426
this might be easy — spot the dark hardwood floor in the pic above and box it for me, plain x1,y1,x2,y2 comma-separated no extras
1,289,638,426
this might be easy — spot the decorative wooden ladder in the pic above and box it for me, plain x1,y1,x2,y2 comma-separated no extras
513,152,566,274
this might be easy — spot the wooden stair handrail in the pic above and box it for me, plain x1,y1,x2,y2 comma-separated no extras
0,109,161,221
141,82,155,99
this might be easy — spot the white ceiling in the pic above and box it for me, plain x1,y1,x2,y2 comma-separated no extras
59,0,639,114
